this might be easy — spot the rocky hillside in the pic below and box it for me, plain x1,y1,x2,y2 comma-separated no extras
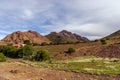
106,30,120,38
2,30,50,44
46,30,89,44
96,45,120,58
103,30,120,44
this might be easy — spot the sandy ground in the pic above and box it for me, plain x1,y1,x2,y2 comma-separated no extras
0,60,120,80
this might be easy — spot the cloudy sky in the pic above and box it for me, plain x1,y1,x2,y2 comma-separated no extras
0,0,120,40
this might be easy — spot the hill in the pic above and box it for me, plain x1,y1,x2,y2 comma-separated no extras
1,30,50,45
103,30,120,44
46,30,89,44
106,30,120,38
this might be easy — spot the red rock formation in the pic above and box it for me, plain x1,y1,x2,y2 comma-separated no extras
2,30,50,45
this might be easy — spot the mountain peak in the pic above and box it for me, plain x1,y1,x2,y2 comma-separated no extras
60,30,72,34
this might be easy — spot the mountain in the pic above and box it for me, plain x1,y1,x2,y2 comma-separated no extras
2,30,50,45
46,30,89,44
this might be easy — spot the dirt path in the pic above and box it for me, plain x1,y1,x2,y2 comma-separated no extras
0,61,120,80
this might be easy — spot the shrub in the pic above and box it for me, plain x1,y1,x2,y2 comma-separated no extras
94,39,98,42
41,42,48,46
35,49,50,61
3,46,18,58
0,53,6,62
24,40,31,45
67,48,76,54
22,45,34,59
100,39,107,45
33,43,40,46
16,48,24,58
0,45,5,52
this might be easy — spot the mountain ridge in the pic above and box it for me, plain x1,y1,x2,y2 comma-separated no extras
46,30,89,44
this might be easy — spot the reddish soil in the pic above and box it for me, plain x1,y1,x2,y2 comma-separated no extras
96,44,120,58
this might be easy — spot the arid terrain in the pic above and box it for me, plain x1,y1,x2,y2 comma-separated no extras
0,30,120,80
1,58,120,80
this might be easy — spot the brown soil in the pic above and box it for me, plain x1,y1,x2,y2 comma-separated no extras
96,44,120,58
0,61,120,80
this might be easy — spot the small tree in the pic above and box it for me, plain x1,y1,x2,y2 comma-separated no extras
67,48,76,54
35,49,50,61
0,53,6,62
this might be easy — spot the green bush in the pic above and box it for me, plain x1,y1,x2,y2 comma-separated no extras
16,48,24,58
67,48,76,54
35,49,50,61
0,53,6,62
22,45,34,59
3,46,18,58
0,45,5,52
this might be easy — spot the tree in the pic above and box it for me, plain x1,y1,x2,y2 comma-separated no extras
35,49,50,61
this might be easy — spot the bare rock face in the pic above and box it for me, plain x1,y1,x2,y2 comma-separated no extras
2,30,50,44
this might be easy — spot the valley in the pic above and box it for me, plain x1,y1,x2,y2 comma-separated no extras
0,30,120,80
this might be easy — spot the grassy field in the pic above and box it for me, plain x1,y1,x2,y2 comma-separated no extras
21,56,120,76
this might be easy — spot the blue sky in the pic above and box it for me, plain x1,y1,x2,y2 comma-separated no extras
0,0,120,40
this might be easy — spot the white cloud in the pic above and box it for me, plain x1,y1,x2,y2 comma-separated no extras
0,0,120,40
21,9,34,19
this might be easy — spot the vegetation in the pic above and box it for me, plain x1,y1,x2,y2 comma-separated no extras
0,53,6,62
16,48,24,58
100,39,107,45
0,45,5,52
22,45,34,59
3,46,18,58
41,42,48,46
66,48,76,54
34,49,50,61
22,56,120,76
24,40,31,45
0,44,51,62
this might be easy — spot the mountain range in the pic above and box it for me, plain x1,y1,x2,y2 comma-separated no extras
0,29,120,45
